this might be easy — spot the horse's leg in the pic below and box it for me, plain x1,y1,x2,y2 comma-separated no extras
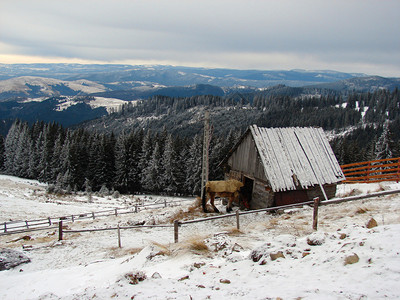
210,193,220,213
226,194,233,213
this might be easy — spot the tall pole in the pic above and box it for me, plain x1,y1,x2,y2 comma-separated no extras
200,111,210,200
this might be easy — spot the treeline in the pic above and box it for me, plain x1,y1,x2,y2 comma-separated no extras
1,88,400,193
102,89,398,137
0,120,240,195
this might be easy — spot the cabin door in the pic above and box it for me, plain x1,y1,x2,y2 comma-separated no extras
241,177,254,209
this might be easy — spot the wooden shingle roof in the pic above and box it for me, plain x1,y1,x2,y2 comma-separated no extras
249,125,345,192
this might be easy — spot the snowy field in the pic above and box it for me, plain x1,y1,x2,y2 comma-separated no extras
1,174,400,299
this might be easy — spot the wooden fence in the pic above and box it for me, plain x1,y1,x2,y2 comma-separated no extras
58,189,400,245
0,198,193,236
341,157,400,183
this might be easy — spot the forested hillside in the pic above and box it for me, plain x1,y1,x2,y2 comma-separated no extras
0,88,399,196
0,120,239,196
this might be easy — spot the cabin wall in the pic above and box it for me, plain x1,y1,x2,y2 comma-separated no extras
227,133,267,182
306,183,337,200
251,181,274,209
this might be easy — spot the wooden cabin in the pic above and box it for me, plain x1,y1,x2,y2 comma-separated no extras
221,125,345,209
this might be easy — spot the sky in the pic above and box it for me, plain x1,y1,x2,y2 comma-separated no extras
0,0,399,77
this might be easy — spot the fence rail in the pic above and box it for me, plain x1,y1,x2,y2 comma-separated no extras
341,157,400,183
58,189,400,245
0,197,193,236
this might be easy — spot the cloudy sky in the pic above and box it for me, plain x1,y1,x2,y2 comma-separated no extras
1,0,399,76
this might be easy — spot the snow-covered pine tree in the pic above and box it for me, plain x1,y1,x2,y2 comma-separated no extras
160,134,178,195
139,130,154,189
141,141,162,193
0,135,4,171
184,134,202,196
114,131,130,192
375,120,395,160
13,122,32,178
209,135,224,181
3,120,21,174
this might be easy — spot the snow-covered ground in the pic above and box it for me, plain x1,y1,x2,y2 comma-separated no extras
1,174,400,299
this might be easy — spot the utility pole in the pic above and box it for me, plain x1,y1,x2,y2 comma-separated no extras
200,111,210,200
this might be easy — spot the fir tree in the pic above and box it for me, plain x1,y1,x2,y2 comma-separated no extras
375,120,395,160
160,134,178,195
0,135,4,171
142,142,162,193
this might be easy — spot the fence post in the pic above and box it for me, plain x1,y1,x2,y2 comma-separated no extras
174,220,179,243
25,220,29,229
135,205,138,213
117,224,121,248
92,212,95,219
4,222,7,233
313,197,320,231
236,210,240,230
164,199,167,208
58,221,63,241
115,208,118,217
71,215,74,222
48,217,52,226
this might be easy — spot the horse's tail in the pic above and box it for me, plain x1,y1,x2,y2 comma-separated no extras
201,187,207,212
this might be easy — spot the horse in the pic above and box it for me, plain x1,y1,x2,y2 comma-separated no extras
202,179,244,213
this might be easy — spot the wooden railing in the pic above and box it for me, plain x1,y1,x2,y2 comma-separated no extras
0,198,194,236
341,157,400,183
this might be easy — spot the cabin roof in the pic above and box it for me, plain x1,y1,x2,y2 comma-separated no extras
225,125,345,192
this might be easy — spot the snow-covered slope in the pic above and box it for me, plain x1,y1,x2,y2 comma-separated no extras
0,76,108,99
1,175,400,299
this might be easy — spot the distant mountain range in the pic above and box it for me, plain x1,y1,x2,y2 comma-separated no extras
0,63,367,88
0,63,399,136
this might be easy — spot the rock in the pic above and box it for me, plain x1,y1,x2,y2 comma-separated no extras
366,218,378,229
270,251,285,261
344,253,359,265
232,243,244,252
151,272,162,279
219,279,231,284
124,271,147,285
0,248,31,271
178,275,190,281
193,262,205,269
307,232,326,246
250,250,264,262
339,233,347,240
302,252,311,258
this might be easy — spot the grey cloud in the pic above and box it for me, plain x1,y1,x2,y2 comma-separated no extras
1,0,399,76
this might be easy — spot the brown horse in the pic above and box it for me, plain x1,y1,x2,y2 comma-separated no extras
202,179,244,213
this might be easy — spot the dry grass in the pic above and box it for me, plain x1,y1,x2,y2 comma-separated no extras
355,206,370,214
265,217,280,229
167,199,203,223
150,241,173,256
176,235,210,254
108,247,143,258
224,227,243,236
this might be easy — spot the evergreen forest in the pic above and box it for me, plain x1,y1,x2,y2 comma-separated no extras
0,87,399,196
